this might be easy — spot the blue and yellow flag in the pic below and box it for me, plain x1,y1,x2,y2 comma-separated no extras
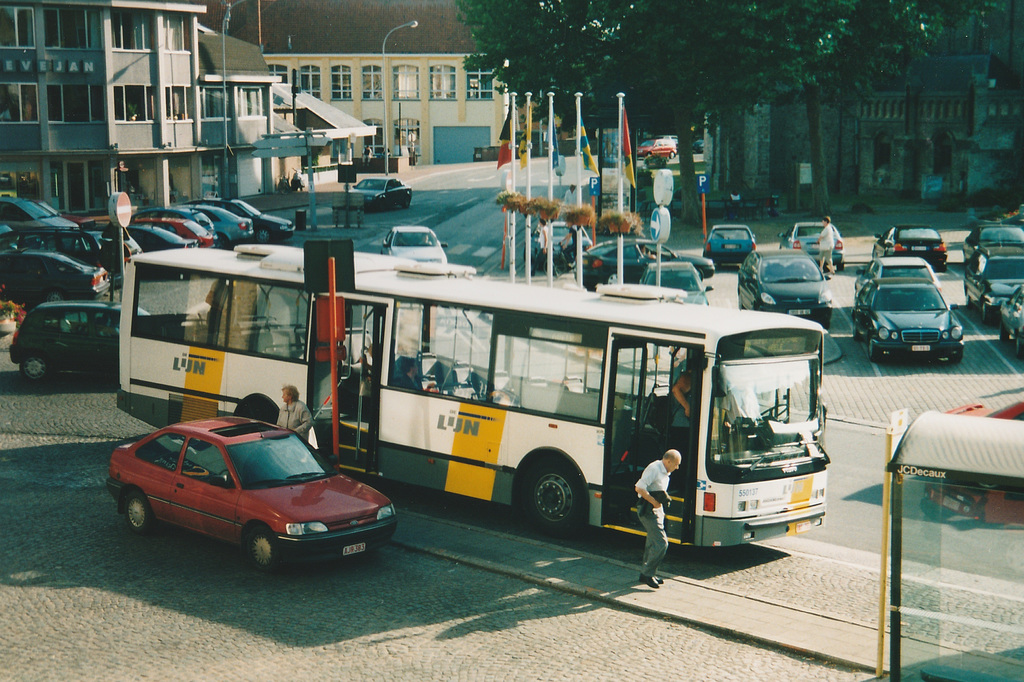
580,124,598,174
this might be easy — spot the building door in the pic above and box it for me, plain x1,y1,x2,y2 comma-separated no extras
433,126,490,164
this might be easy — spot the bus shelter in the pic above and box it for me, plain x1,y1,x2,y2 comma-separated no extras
887,411,1024,681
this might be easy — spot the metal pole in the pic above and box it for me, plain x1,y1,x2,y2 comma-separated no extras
305,128,317,229
382,20,418,178
509,92,517,284
524,92,533,286
575,92,583,288
221,4,231,198
616,92,625,285
547,91,554,287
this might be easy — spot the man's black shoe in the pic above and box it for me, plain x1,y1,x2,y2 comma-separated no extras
654,576,664,585
639,574,660,588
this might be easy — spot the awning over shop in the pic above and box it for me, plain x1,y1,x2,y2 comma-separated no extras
270,83,376,139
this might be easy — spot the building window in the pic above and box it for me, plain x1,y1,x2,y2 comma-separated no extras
430,66,456,100
933,132,953,174
44,8,101,49
268,64,288,84
165,15,187,51
0,7,34,47
363,118,383,156
362,66,382,100
873,134,891,173
466,69,493,100
240,87,262,117
165,86,191,120
112,11,150,50
0,83,37,121
200,87,225,119
396,117,420,158
114,85,154,121
299,65,320,99
331,65,352,101
47,84,103,122
394,65,419,100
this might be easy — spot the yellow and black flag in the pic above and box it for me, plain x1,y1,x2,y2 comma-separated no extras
519,103,532,169
497,107,513,169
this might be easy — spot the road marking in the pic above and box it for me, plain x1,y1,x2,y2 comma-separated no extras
456,200,475,209
473,246,498,258
448,244,472,255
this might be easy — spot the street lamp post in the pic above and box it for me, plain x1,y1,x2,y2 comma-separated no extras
382,19,417,177
221,1,245,198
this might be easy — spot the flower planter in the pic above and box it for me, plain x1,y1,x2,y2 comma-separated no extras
0,318,16,335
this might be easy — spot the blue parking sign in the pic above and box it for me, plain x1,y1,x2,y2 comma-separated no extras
696,174,709,195
589,177,600,198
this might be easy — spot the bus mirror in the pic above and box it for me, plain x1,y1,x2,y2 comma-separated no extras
315,297,346,344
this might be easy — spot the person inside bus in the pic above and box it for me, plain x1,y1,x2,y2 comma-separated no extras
392,356,435,391
277,384,312,441
635,449,682,589
669,361,692,458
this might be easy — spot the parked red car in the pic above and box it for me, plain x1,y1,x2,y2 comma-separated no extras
637,137,678,159
106,417,397,571
130,216,214,247
927,404,1024,524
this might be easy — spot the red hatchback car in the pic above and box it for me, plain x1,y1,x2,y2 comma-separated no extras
107,418,397,571
637,137,678,159
130,216,214,247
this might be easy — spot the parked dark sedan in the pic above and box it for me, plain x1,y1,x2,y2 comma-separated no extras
0,227,104,268
0,197,79,230
128,223,200,251
186,198,294,243
964,246,1024,324
737,251,833,329
962,223,1024,262
9,300,122,380
0,249,110,305
852,278,962,363
581,239,715,290
871,224,948,272
349,177,412,211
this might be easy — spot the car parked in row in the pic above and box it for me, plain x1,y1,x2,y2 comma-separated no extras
998,284,1024,359
703,224,756,266
963,246,1024,324
737,251,833,329
582,239,715,290
381,225,447,263
106,417,398,572
187,198,294,243
131,216,213,247
778,221,845,271
638,262,710,305
852,277,963,363
184,203,254,247
0,227,105,269
134,206,218,243
0,197,79,230
871,224,948,272
0,250,110,305
27,199,96,229
637,137,678,159
962,223,1024,262
9,300,122,380
127,223,200,251
349,177,412,211
854,256,943,297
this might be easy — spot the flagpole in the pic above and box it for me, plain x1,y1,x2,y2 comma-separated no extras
546,92,555,286
524,92,533,285
616,92,625,285
509,92,517,284
575,92,583,288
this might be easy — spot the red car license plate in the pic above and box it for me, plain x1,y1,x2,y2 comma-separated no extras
343,542,366,556
911,344,930,352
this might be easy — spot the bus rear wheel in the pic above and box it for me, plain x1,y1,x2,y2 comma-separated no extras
521,459,586,537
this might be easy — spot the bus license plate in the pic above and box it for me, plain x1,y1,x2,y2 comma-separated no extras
790,309,810,316
343,542,366,556
794,521,812,534
911,344,930,352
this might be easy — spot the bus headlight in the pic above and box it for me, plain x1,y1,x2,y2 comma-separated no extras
285,521,329,535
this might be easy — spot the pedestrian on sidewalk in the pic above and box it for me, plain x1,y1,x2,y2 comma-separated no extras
635,449,681,588
277,384,312,441
816,216,838,277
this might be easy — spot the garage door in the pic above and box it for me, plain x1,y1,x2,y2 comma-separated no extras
433,126,490,164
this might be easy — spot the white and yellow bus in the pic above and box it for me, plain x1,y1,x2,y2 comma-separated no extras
119,243,828,546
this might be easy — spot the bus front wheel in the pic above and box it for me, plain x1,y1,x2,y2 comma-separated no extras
521,459,586,537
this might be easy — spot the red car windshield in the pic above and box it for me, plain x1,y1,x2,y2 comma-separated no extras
226,434,334,489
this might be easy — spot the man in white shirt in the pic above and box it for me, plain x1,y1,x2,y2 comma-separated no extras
634,449,682,588
816,216,837,277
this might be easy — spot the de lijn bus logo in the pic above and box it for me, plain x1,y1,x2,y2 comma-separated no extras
172,351,215,375
436,409,495,436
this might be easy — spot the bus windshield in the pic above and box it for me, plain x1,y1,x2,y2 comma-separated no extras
709,357,821,469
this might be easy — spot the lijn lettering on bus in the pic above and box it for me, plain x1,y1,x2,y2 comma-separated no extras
436,413,481,436
172,352,206,375
896,465,947,479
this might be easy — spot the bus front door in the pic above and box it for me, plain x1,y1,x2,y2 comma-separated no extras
602,336,696,544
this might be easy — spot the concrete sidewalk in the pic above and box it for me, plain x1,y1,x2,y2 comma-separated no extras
393,511,883,677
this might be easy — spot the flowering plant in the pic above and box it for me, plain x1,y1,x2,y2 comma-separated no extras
563,204,596,228
597,210,642,235
495,190,525,212
527,197,562,221
0,299,25,322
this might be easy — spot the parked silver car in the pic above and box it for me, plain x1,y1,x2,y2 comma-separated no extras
181,203,254,247
778,221,845,271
